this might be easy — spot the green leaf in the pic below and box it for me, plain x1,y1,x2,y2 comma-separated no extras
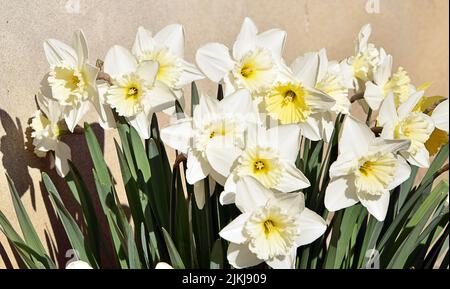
66,161,101,261
387,180,448,268
43,172,98,268
161,227,185,269
127,225,142,269
6,174,48,258
210,239,224,269
0,211,54,269
191,82,199,116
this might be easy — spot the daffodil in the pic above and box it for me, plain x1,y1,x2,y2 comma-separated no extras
346,24,381,90
219,176,326,269
325,116,411,221
284,49,352,142
378,91,435,168
196,17,286,96
31,93,71,177
132,25,204,113
205,122,310,205
364,52,412,110
103,45,176,139
264,53,336,141
160,89,259,208
44,30,99,132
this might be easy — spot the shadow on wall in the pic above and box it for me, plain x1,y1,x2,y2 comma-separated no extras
0,108,108,268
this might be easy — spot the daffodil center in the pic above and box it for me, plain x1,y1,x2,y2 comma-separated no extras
284,90,296,103
266,82,312,124
244,206,299,260
127,87,139,100
263,219,276,235
237,147,282,188
354,152,397,196
240,65,254,78
254,160,266,171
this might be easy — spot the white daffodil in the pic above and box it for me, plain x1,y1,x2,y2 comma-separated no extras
44,30,99,132
103,45,176,139
65,260,93,269
264,53,336,141
325,116,411,221
431,99,449,133
219,176,326,269
346,24,381,90
160,89,259,208
378,91,435,168
31,93,71,177
363,52,412,110
206,122,310,206
284,49,352,142
196,17,286,96
132,24,204,113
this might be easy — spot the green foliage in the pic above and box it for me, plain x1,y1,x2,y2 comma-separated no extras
0,83,448,269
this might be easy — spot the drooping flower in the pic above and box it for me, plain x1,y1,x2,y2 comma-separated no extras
160,89,259,208
264,53,336,141
378,91,435,168
103,45,176,139
132,24,204,113
31,93,71,177
363,52,412,110
205,122,310,205
196,17,286,96
346,24,381,90
43,30,99,132
219,176,326,269
324,116,411,221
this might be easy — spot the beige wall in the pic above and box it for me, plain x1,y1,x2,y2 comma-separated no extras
0,0,448,268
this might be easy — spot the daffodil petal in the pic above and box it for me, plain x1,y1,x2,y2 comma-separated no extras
160,118,193,154
364,81,384,110
232,17,258,60
186,150,210,184
227,243,263,269
324,176,360,212
104,45,137,79
274,162,310,192
235,176,272,213
219,213,251,244
295,208,327,246
431,99,449,133
55,142,71,177
43,38,77,67
267,124,301,162
132,26,155,58
387,156,411,190
255,28,286,59
265,248,296,269
154,24,184,58
358,191,390,221
196,43,234,83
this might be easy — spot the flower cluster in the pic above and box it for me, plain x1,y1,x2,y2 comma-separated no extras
29,18,448,269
